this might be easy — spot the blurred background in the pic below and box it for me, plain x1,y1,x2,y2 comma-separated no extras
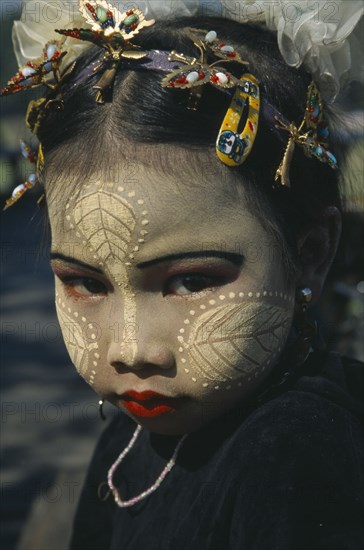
0,2,109,549
0,1,363,549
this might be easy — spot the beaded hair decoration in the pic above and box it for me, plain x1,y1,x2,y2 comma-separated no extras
0,0,338,208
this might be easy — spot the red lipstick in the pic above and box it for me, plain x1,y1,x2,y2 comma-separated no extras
119,390,178,418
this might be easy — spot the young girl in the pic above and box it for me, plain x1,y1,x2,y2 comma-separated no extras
2,1,363,548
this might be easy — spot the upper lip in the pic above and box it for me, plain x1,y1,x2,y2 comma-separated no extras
119,390,175,402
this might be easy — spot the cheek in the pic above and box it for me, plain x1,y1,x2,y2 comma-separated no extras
177,293,294,395
54,282,102,387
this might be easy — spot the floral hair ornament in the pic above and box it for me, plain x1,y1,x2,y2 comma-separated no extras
56,1,155,103
275,81,338,188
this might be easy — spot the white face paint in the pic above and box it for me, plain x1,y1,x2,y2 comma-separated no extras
49,165,295,435
52,180,149,385
179,296,293,389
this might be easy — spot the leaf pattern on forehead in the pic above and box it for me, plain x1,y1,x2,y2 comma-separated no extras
72,192,136,265
187,302,292,382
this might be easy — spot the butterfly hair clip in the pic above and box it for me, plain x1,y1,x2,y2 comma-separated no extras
3,141,44,210
56,1,155,103
275,81,338,187
161,29,248,110
0,39,75,134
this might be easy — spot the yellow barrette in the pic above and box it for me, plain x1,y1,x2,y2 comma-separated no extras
216,74,260,167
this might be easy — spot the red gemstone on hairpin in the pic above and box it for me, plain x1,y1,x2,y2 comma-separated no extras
211,75,219,83
130,23,137,30
126,9,134,15
249,121,254,131
219,42,225,47
199,71,205,79
86,2,96,17
228,51,236,57
168,82,175,87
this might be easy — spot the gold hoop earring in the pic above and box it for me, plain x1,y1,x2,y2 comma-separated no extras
99,399,106,421
295,287,317,366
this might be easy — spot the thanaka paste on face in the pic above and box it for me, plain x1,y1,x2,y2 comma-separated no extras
55,286,99,385
49,166,296,432
54,180,149,386
177,291,293,393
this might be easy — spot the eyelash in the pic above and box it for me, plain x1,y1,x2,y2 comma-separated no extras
58,272,228,299
162,273,227,297
59,276,108,299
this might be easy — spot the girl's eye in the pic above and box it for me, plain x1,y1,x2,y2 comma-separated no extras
164,274,225,296
61,277,108,297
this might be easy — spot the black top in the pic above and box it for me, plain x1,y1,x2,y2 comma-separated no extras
69,351,364,550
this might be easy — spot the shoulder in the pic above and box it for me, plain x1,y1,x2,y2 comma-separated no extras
226,352,364,549
233,351,363,468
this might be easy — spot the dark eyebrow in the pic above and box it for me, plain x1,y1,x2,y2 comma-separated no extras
136,251,244,269
50,252,103,274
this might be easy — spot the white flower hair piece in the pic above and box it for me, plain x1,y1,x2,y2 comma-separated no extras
12,0,89,71
142,0,364,103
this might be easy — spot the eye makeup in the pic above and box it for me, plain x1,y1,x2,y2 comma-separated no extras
136,250,244,270
58,276,108,299
50,259,111,301
50,252,104,274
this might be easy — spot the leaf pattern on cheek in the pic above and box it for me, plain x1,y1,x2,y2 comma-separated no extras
187,302,292,382
73,191,136,266
56,303,98,379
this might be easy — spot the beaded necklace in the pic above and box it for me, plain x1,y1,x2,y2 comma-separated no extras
107,424,188,508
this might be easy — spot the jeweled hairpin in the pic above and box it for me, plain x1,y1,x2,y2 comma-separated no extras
56,1,155,103
275,81,338,187
3,141,44,210
1,0,339,210
161,29,248,110
0,40,67,97
162,28,260,166
0,39,75,134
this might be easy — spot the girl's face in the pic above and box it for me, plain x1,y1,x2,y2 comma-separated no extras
49,163,295,435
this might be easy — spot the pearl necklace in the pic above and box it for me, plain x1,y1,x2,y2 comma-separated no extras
107,424,188,508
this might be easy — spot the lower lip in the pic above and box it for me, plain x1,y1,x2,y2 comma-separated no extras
120,399,177,418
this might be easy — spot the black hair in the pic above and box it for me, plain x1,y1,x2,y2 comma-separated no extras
38,16,342,281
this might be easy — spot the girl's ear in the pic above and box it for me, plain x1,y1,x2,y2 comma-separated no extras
296,207,342,303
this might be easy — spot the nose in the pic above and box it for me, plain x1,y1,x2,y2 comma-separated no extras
107,332,176,372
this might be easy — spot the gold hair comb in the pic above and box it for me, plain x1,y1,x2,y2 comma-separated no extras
56,1,155,103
